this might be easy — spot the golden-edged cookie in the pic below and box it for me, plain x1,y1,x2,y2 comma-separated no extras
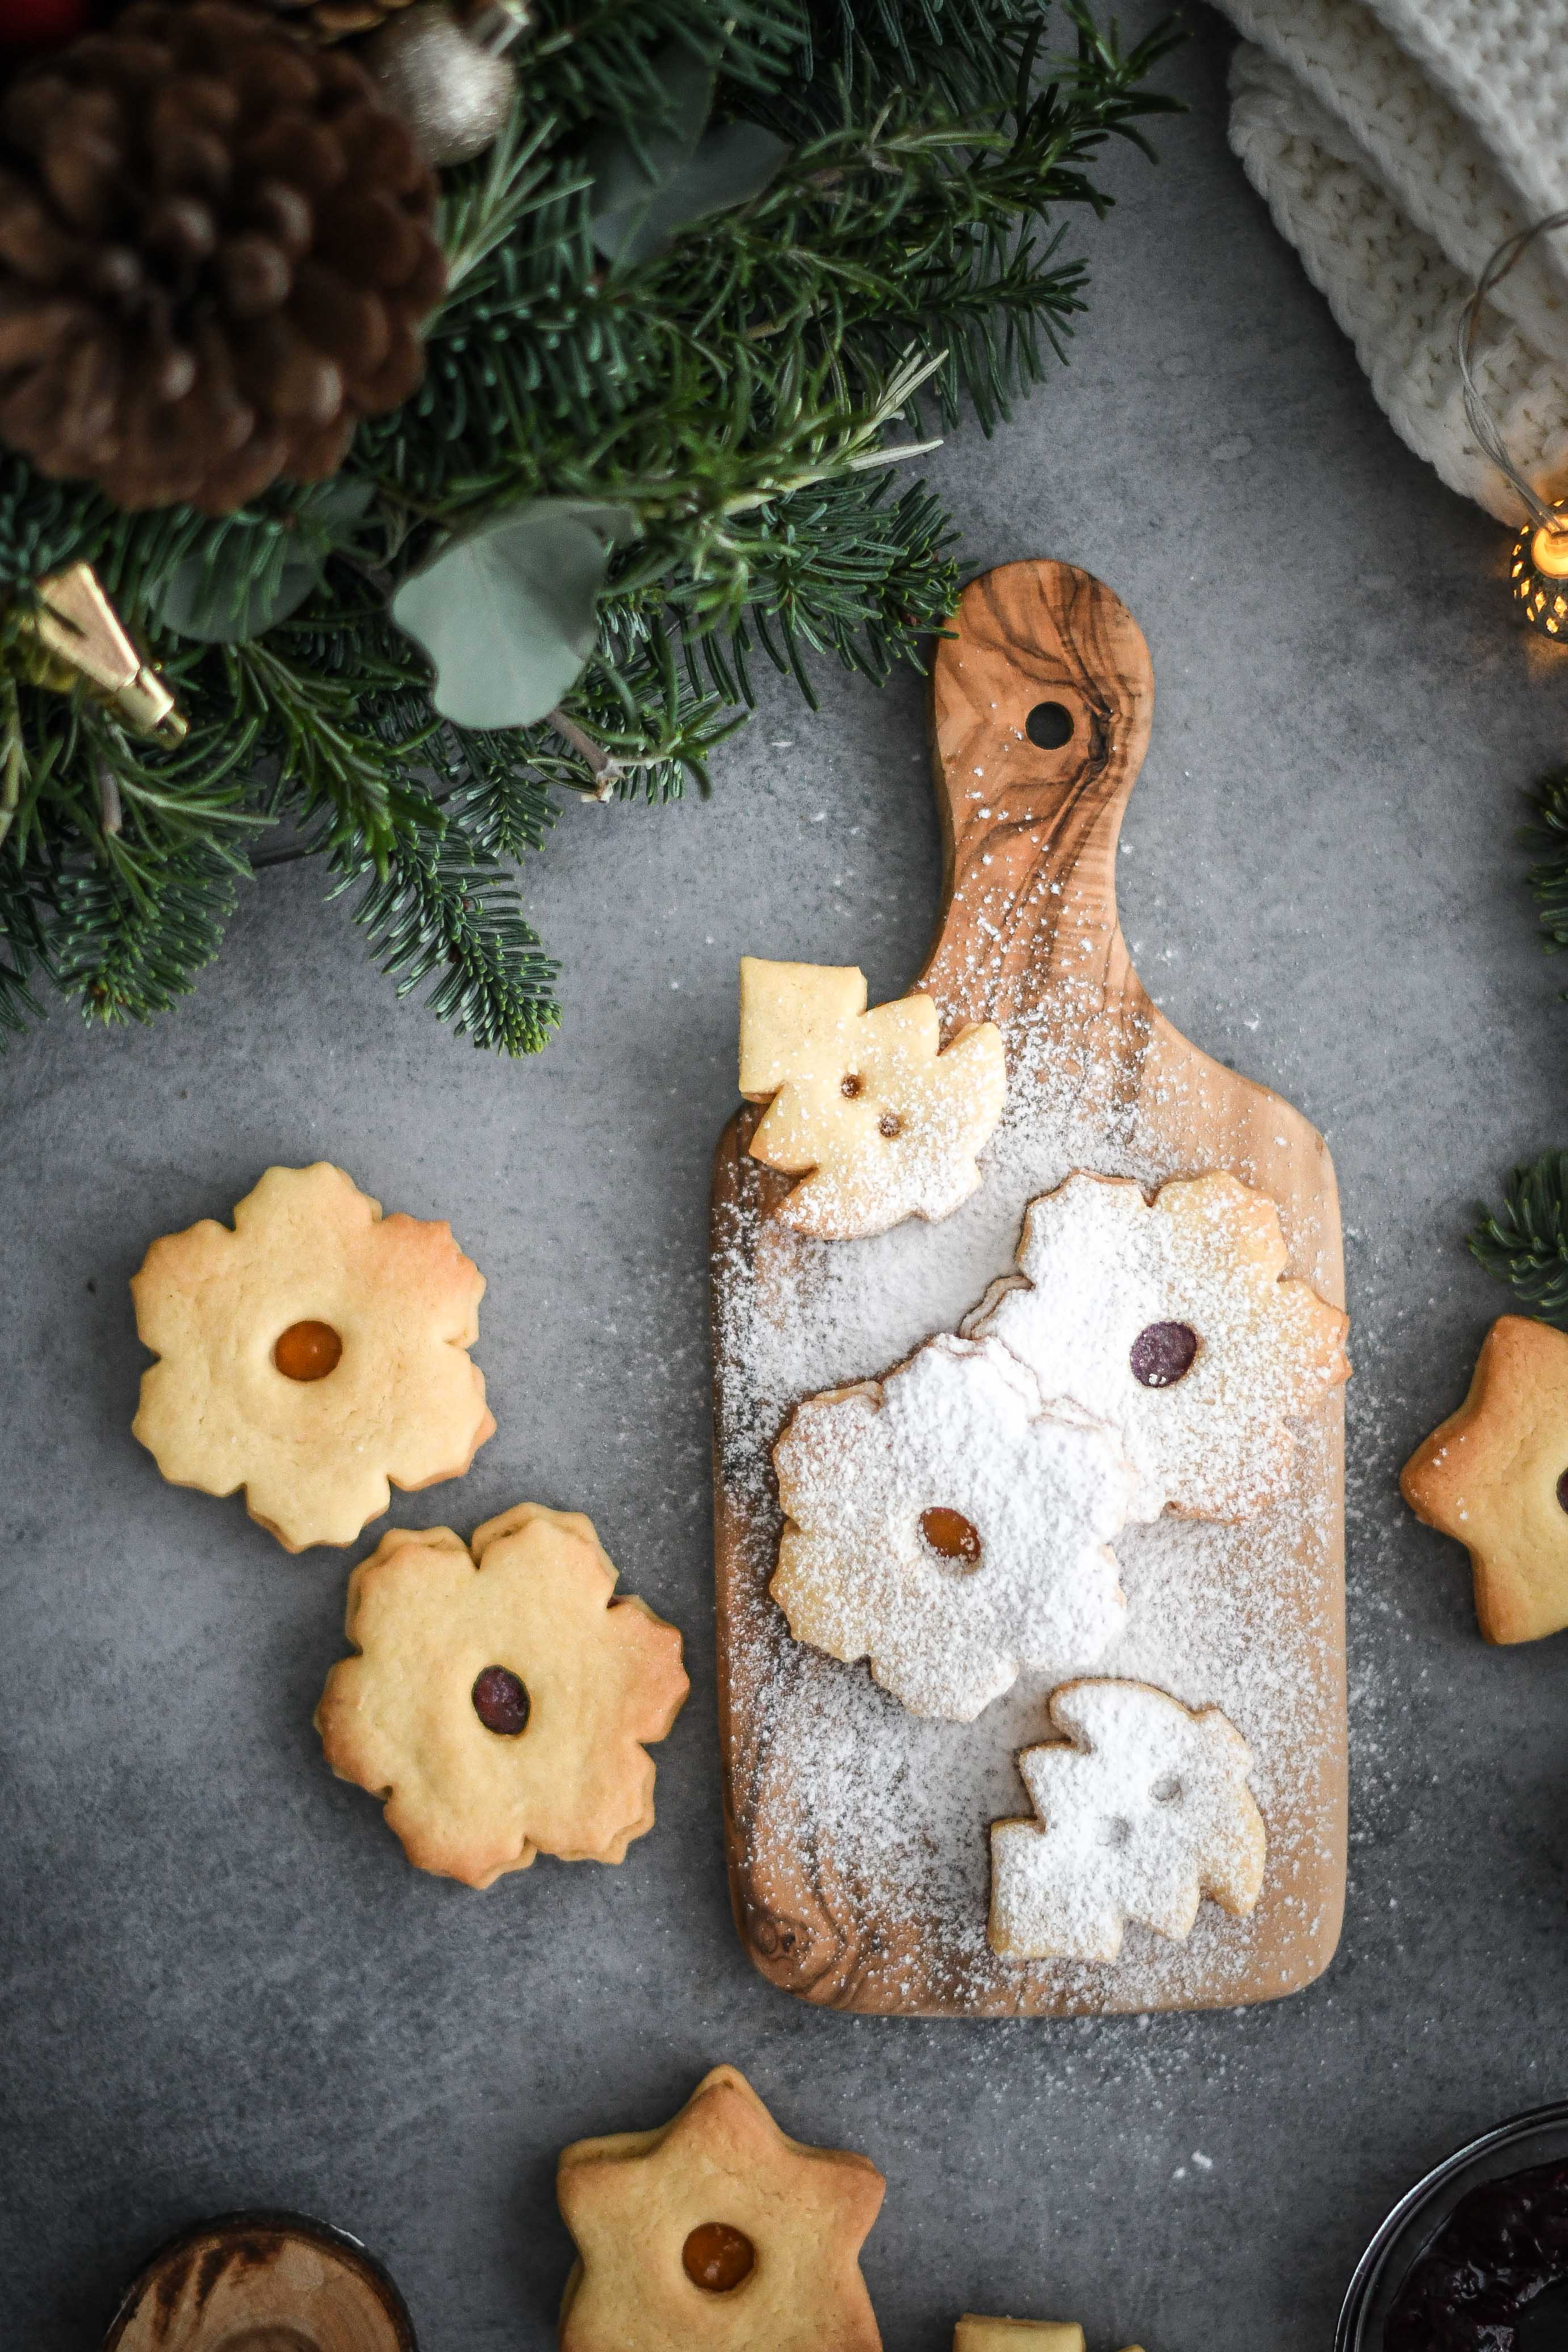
954,2329,1142,2352
557,2064,884,2352
738,956,1006,1239
316,1502,688,1887
1402,1314,1568,1644
131,1162,493,1552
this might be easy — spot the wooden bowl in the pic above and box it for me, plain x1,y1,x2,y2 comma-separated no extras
103,2211,417,2352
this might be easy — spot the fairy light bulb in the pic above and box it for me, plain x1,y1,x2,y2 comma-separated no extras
1511,506,1568,638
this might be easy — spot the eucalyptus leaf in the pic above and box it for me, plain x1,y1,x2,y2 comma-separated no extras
152,477,378,645
587,44,788,267
594,121,790,266
390,500,638,731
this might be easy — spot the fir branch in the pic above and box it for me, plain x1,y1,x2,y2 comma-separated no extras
327,795,560,1054
0,0,1181,1050
1470,1151,1568,1325
440,726,561,854
0,822,51,1036
50,841,239,1027
1524,765,1568,956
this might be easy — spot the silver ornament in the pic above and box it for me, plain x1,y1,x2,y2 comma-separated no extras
364,1,526,169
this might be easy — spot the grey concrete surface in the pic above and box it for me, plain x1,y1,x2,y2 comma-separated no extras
5,11,1568,2348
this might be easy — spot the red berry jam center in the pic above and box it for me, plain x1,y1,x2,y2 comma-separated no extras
272,1320,342,1382
920,1506,983,1569
682,2223,755,2294
1130,1321,1199,1388
1557,1468,1568,1514
471,1665,530,1736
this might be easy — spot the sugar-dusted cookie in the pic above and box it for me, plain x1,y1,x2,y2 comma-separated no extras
966,1169,1349,1521
315,1502,688,1887
557,2063,884,2352
1401,1314,1568,1644
738,956,1006,1240
772,1334,1134,1721
131,1162,494,1552
989,1679,1266,1964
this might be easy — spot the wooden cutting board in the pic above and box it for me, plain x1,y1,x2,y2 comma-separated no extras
709,558,1347,2017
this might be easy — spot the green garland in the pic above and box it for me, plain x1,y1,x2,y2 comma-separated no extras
0,0,1179,1055
1470,767,1568,1319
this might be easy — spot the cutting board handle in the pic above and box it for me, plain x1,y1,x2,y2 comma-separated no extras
920,558,1155,1032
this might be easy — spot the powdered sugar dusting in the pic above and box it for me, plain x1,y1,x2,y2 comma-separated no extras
990,1681,1267,1963
969,1169,1349,1519
773,1333,1134,1721
713,990,1346,2015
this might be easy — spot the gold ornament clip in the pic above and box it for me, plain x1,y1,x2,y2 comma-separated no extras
22,563,187,745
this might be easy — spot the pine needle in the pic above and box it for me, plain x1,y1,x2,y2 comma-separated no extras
1470,1152,1568,1324
0,0,1182,1051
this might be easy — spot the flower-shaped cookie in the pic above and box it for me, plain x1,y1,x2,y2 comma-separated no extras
131,1162,494,1552
772,1334,1134,1720
316,1502,688,1888
989,1679,1266,1964
738,956,1006,1240
1401,1314,1568,1644
966,1170,1350,1521
557,2064,885,2352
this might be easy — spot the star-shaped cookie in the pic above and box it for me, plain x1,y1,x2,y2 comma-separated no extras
557,2064,885,2352
1402,1314,1568,1644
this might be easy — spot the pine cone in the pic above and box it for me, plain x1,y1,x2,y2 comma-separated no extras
0,1,447,513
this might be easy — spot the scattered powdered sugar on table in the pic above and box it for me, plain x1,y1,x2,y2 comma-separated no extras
713,998,1344,2013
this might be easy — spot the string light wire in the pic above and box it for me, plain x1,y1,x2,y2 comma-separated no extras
1458,207,1568,537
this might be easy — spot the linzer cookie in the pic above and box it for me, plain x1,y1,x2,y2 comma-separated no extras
738,956,1006,1239
557,2064,884,2352
772,1334,1134,1720
967,1170,1349,1521
1401,1314,1568,1643
989,1680,1266,1964
131,1162,494,1552
316,1503,688,1887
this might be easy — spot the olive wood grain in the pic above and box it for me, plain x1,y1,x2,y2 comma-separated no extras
711,559,1346,2016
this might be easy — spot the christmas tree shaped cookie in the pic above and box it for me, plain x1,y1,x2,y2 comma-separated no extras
557,2064,885,2352
989,1679,1266,1963
316,1502,688,1887
1402,1314,1568,1643
739,956,1006,1239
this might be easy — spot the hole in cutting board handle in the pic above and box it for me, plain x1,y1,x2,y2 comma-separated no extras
1025,700,1074,750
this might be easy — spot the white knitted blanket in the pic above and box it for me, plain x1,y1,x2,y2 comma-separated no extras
1214,0,1568,522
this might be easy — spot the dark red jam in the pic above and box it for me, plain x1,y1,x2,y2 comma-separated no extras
1385,2161,1568,2350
